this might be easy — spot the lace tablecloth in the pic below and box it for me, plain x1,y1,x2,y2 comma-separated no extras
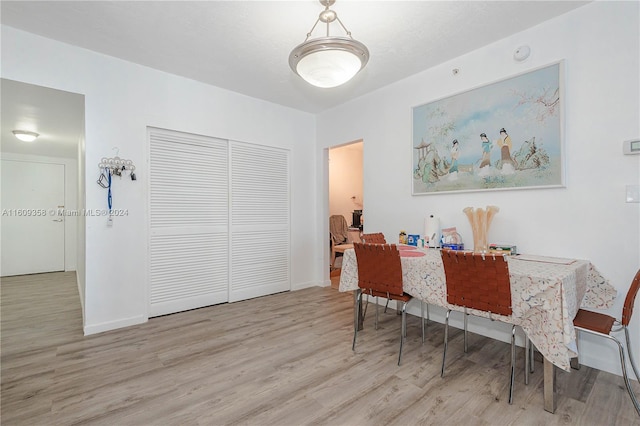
338,248,617,371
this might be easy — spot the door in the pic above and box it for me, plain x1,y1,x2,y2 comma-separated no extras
229,141,290,302
1,159,65,276
148,128,229,317
148,129,292,316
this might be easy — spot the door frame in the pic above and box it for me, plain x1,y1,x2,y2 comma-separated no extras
325,139,364,282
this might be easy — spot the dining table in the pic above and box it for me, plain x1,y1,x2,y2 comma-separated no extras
338,245,617,413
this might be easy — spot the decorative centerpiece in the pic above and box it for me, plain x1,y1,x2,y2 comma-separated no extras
463,205,499,253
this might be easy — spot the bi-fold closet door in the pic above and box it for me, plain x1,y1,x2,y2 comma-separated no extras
148,128,290,317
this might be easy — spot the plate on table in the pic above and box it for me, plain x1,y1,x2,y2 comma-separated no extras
397,245,417,250
400,251,425,257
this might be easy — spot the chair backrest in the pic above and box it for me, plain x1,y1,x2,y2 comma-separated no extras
440,250,512,316
361,232,386,244
622,269,640,326
353,243,403,297
329,215,349,245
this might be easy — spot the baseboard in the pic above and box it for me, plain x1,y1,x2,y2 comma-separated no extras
84,315,147,336
291,280,326,290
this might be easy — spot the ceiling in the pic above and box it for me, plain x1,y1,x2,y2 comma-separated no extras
1,79,84,159
1,0,590,115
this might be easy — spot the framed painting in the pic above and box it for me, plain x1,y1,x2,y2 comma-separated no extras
412,61,564,195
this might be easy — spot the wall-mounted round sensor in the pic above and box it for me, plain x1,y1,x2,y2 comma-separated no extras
513,45,531,62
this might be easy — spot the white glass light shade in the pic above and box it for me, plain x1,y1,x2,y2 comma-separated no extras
296,50,362,88
289,37,369,89
12,130,39,142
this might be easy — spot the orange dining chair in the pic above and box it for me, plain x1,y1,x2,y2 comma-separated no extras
440,250,525,404
352,243,424,366
360,231,430,319
361,232,386,244
360,233,396,312
573,269,640,417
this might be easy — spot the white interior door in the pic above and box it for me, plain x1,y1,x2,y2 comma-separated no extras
229,141,290,302
148,129,291,315
1,159,65,276
149,129,229,317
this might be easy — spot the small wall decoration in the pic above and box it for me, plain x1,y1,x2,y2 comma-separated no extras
412,61,564,195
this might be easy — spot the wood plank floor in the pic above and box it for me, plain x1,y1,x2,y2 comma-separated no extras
2,272,639,425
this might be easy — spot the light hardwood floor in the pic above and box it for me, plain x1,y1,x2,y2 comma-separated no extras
2,271,639,425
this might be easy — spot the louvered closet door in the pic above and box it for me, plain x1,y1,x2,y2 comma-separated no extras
229,141,290,302
149,128,229,317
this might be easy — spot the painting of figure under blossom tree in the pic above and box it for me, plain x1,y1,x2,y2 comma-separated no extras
412,61,564,195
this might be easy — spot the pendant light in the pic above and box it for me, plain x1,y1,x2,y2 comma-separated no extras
289,0,369,89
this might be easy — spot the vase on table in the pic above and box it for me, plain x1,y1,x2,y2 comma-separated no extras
463,206,499,253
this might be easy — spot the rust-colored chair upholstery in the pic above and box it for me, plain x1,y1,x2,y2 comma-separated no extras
352,243,424,366
443,250,512,315
573,269,640,417
361,232,386,244
440,250,522,404
359,231,426,317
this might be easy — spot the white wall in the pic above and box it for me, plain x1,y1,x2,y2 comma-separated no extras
0,152,78,271
1,26,318,334
317,2,639,376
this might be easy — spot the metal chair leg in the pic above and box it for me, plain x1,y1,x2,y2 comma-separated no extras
615,335,640,417
398,301,408,366
463,311,468,353
375,296,379,330
421,301,425,343
352,290,362,351
441,310,451,377
525,336,530,385
530,340,535,374
361,294,369,323
384,298,390,313
579,327,640,417
509,325,516,404
624,326,640,382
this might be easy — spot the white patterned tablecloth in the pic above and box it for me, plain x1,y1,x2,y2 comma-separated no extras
338,247,617,371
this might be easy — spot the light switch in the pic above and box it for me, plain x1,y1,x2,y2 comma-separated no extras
626,185,640,203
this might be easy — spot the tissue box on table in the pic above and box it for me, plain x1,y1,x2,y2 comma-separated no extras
407,234,420,246
489,243,517,255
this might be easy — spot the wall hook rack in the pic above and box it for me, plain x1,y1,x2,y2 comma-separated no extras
97,151,137,227
98,155,136,180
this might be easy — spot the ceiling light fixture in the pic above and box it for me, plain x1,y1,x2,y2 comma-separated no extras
289,0,369,89
12,130,39,142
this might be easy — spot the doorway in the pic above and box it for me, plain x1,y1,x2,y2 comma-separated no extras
0,79,85,278
328,140,363,285
329,141,364,226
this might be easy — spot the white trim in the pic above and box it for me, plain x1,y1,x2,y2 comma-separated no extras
84,315,146,336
